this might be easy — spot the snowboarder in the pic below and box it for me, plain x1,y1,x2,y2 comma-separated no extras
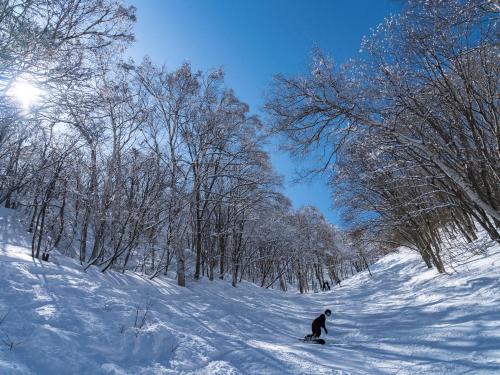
305,309,331,341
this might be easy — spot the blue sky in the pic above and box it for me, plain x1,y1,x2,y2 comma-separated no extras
126,0,400,226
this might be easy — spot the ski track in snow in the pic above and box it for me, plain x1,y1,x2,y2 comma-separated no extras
0,207,499,374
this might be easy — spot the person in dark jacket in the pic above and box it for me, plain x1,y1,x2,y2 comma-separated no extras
310,309,331,338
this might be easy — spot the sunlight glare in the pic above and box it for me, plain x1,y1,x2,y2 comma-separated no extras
6,78,43,113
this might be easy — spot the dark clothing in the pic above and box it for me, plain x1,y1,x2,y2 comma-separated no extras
312,324,322,337
311,313,328,337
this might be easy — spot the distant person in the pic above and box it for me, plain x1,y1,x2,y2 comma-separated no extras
305,309,331,341
322,282,327,291
325,281,330,290
334,276,341,286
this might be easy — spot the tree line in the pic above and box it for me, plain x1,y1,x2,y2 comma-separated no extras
0,0,370,291
265,0,499,273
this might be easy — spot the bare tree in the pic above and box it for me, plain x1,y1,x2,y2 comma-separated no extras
266,0,499,272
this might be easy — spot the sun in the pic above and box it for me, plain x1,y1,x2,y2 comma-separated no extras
6,77,43,113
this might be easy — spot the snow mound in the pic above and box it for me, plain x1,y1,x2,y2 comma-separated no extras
0,207,499,374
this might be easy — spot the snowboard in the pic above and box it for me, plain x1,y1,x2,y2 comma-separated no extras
299,336,325,345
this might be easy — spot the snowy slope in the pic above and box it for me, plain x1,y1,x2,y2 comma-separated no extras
0,207,499,375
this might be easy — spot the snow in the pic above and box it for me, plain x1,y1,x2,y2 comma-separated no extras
0,207,499,374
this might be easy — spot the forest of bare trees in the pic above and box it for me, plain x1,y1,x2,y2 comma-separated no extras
266,0,499,273
1,0,496,296
0,0,371,292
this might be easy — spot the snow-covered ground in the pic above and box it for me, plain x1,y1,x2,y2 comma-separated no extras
0,207,499,375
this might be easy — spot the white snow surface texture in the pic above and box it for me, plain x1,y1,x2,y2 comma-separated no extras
0,207,499,375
